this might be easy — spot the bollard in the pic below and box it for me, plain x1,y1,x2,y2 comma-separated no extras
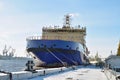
72,66,76,70
61,68,63,71
59,68,63,73
9,73,12,80
25,60,36,73
43,70,46,75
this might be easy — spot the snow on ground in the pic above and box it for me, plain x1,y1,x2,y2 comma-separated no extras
29,66,108,80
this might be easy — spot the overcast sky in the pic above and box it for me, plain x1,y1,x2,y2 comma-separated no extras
0,0,120,57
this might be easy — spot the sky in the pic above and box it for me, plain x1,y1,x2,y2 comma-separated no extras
0,0,120,58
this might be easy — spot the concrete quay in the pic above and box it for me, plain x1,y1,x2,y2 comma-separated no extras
0,66,74,80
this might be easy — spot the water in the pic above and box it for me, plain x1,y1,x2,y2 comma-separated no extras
0,59,31,72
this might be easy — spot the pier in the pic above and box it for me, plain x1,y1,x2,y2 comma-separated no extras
0,66,75,80
1,65,119,80
30,65,108,80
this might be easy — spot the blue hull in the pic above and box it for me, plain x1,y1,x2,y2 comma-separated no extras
27,40,87,67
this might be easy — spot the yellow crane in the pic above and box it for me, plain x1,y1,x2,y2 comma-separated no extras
117,41,120,56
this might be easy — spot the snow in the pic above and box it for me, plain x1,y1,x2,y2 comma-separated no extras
29,66,108,80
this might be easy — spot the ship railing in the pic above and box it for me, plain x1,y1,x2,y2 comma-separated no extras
26,36,42,40
27,36,66,40
42,25,86,30
26,36,84,44
27,36,64,40
27,36,74,40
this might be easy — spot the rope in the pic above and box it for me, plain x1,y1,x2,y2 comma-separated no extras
54,49,78,65
46,48,65,66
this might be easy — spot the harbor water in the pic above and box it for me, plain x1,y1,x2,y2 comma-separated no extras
0,59,30,72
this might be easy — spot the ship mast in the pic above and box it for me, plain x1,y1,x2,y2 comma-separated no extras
63,14,71,29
